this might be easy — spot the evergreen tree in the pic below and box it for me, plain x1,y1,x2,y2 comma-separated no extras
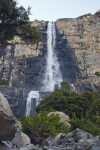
0,0,42,44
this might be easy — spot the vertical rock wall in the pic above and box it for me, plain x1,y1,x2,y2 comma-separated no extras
0,20,48,117
56,12,100,92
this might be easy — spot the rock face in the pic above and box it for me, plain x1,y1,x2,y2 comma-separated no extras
0,20,48,117
0,20,47,90
56,12,100,92
0,92,16,141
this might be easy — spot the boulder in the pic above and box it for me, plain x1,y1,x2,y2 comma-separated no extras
48,111,70,127
55,133,65,141
0,92,16,141
42,137,56,148
19,144,36,150
76,139,94,150
91,136,100,147
72,128,93,142
0,141,11,150
11,131,31,148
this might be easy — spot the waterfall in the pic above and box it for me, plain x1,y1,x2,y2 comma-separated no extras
71,84,76,92
25,91,39,117
41,22,63,92
25,21,63,116
71,84,75,91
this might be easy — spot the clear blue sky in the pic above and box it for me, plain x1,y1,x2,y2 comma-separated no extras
18,0,100,21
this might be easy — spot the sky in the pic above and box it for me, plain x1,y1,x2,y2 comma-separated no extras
18,0,100,21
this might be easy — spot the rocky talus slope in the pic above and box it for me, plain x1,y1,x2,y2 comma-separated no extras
56,11,100,92
40,128,100,150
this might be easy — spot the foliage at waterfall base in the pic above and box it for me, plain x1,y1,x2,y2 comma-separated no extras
36,81,100,136
21,112,68,144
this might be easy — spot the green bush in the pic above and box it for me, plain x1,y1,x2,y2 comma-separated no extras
61,80,70,91
21,111,68,144
36,88,94,118
0,79,9,85
95,72,100,77
70,113,100,136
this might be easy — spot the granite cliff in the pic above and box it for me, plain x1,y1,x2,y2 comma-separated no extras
0,20,48,117
56,11,100,92
0,12,100,117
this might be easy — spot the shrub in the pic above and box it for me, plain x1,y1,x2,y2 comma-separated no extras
0,0,42,44
70,113,100,136
61,80,70,91
35,81,100,136
21,111,68,144
36,88,94,118
95,72,100,77
0,79,9,85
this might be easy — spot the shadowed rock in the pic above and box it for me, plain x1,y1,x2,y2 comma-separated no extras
0,92,17,141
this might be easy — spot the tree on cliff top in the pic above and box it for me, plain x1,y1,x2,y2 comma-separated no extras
0,0,42,44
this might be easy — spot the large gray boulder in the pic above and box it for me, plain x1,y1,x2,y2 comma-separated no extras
72,128,93,142
0,92,17,141
11,131,31,148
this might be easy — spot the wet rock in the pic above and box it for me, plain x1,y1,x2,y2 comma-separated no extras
0,92,16,141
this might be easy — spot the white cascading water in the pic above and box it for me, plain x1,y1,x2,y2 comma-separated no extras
26,21,63,116
41,22,63,92
71,84,76,91
25,91,39,117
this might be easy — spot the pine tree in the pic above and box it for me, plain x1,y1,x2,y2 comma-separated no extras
0,0,42,44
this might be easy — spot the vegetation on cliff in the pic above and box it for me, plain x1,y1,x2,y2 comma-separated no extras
0,0,42,44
